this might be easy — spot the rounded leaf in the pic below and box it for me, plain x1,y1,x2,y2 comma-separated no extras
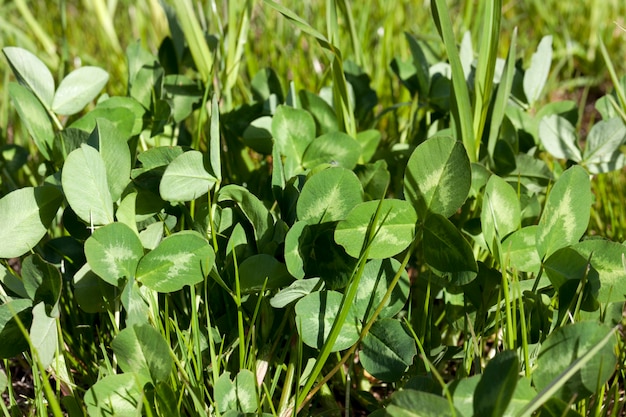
297,167,363,224
62,144,114,225
84,373,146,417
3,46,55,107
112,324,173,383
239,254,293,293
136,231,214,293
536,165,591,258
354,259,410,322
359,318,416,382
85,223,144,286
302,131,361,170
52,66,109,115
160,151,217,202
8,83,54,160
404,136,471,218
481,175,521,251
335,199,417,259
533,321,617,402
0,185,63,258
295,290,359,351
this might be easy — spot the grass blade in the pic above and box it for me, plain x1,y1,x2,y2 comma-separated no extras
431,0,476,161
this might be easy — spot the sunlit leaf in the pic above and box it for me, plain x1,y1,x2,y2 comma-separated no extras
52,66,109,115
360,318,416,382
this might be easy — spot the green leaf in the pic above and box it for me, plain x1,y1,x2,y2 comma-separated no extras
0,367,7,393
335,199,417,259
502,226,541,273
423,213,478,285
238,254,293,293
299,90,338,135
571,239,626,304
88,119,132,201
52,66,109,115
8,83,55,160
29,302,58,368
0,185,63,258
71,96,146,137
73,264,116,313
270,278,322,308
536,165,591,259
3,46,55,107
295,290,359,351
582,117,626,173
538,115,582,161
84,373,146,417
214,370,258,413
474,350,519,417
354,259,410,322
209,94,222,180
524,35,552,106
84,222,144,286
450,375,480,417
404,136,471,218
356,129,382,163
21,254,62,312
160,150,217,202
218,185,273,244
243,116,273,155
482,175,521,251
136,231,214,293
0,299,32,358
62,144,115,225
112,324,173,383
359,318,416,382
386,389,462,417
302,131,361,170
297,167,364,224
271,105,315,178
283,220,311,279
532,321,617,403
355,160,390,200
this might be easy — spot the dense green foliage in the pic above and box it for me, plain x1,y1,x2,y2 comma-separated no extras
1,1,626,416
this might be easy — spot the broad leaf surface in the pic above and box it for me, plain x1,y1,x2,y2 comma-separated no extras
404,136,471,218
52,66,109,115
335,199,417,259
297,167,363,224
523,35,552,106
0,299,32,358
353,258,410,322
0,185,63,258
572,239,626,304
214,370,257,414
73,264,116,313
218,185,273,244
295,290,359,351
85,222,144,286
538,115,582,161
22,254,62,311
302,131,361,169
30,302,58,369
62,144,114,225
160,150,217,202
533,321,616,402
88,119,132,201
582,117,626,173
71,96,145,137
473,350,519,417
386,389,462,417
502,226,541,273
536,165,591,258
238,254,293,293
84,373,147,417
481,175,521,251
283,220,311,279
136,231,214,293
112,324,173,383
8,83,54,160
423,213,478,285
359,318,417,382
270,278,322,308
3,46,55,107
272,105,315,178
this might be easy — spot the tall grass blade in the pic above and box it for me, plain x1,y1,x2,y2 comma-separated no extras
431,0,476,161
473,0,502,155
171,0,215,84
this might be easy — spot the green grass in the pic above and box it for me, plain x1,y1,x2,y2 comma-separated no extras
2,1,626,416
